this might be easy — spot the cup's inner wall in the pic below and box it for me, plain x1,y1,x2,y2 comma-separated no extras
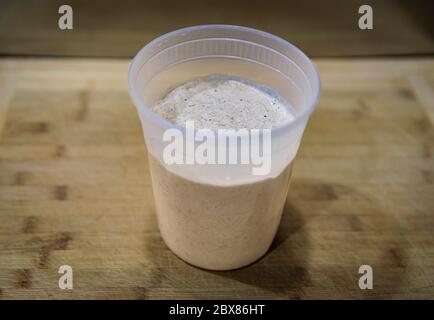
133,38,315,117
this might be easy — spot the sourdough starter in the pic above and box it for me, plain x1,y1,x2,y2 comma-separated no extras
148,76,295,270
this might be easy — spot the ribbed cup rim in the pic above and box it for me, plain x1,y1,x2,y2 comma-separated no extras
128,24,321,136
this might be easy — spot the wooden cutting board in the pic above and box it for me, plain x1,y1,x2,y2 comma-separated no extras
0,58,433,299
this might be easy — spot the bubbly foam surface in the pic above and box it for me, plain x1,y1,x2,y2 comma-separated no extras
151,75,294,130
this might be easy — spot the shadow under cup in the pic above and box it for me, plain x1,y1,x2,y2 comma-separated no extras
128,25,320,270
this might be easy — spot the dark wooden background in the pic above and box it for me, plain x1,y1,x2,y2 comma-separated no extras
0,58,433,299
0,0,433,58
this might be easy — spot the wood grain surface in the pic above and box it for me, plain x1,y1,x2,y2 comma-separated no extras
0,57,433,299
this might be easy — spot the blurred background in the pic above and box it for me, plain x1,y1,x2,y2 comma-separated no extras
0,0,432,58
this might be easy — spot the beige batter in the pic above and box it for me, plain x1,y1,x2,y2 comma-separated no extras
149,75,295,270
149,156,293,270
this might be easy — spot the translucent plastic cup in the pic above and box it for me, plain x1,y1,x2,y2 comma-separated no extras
128,25,320,270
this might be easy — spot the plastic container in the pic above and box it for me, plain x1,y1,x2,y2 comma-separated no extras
128,25,320,270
